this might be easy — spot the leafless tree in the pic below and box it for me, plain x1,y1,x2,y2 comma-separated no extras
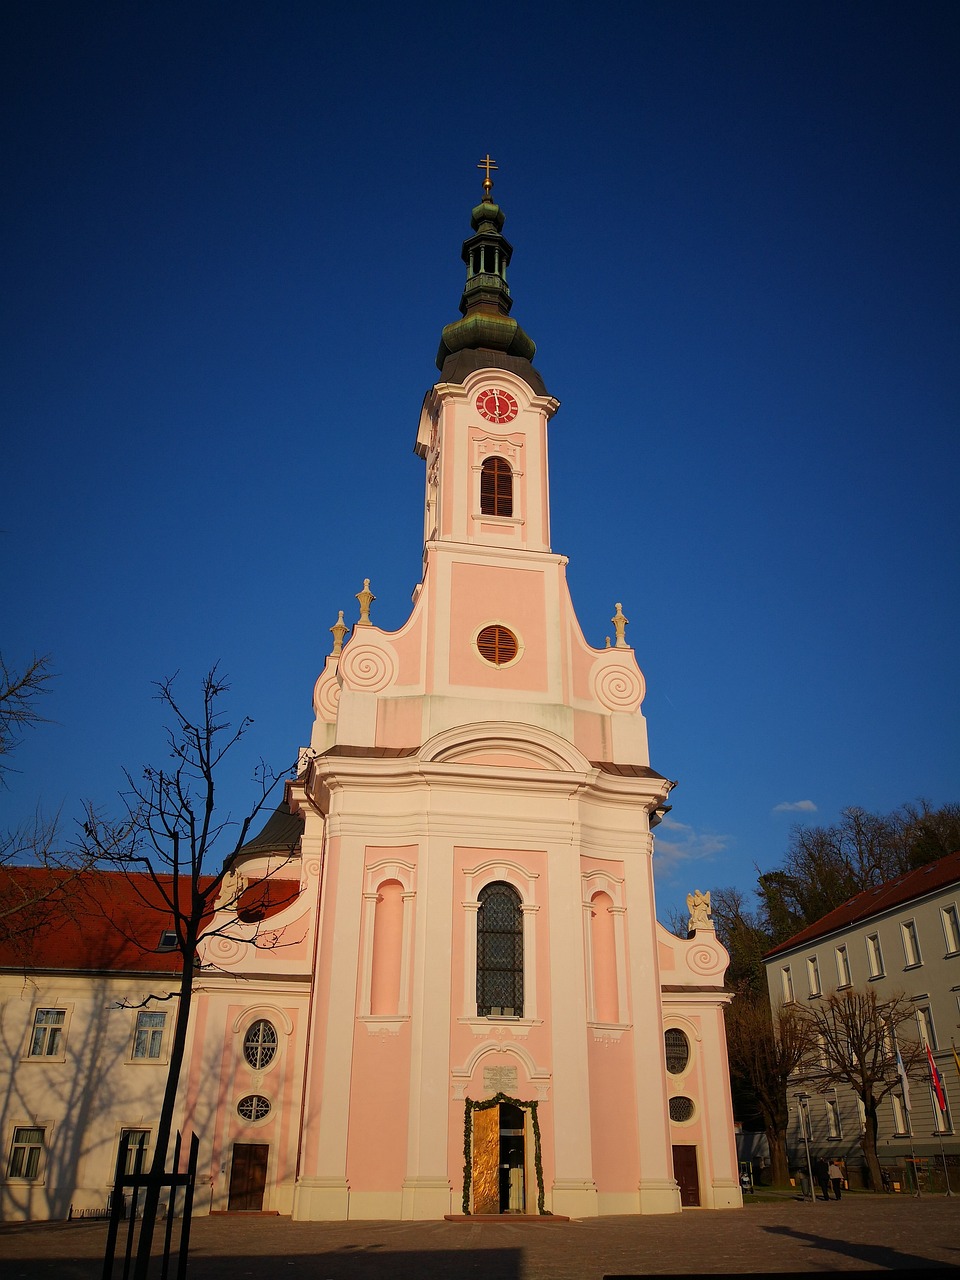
725,989,815,1186
82,667,295,1279
792,988,926,1191
0,651,53,776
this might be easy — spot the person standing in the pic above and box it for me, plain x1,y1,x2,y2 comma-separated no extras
828,1159,844,1200
814,1157,831,1201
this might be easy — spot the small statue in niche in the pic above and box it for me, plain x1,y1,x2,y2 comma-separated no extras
686,888,714,933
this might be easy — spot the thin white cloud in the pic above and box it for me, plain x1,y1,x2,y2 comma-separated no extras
772,799,818,814
653,815,729,878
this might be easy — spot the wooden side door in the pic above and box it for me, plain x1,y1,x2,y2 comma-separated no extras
228,1143,269,1211
672,1144,701,1207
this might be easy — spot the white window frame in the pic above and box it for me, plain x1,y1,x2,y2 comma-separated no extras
916,1004,937,1051
781,965,795,1004
131,1011,166,1061
6,1125,46,1181
806,955,820,997
901,919,922,967
118,1128,150,1177
891,1091,911,1137
941,904,960,955
825,1095,842,1139
242,1019,279,1071
865,933,884,979
27,1008,67,1060
931,1080,952,1135
835,944,851,988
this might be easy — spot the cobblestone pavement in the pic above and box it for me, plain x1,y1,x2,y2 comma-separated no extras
1,1195,958,1279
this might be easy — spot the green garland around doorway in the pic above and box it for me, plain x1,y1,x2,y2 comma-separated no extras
461,1092,549,1215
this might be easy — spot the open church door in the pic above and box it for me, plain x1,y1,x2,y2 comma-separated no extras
471,1102,528,1213
471,1105,500,1213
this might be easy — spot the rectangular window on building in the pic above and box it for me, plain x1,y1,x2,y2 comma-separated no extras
835,944,851,987
901,920,922,967
781,966,795,1003
916,1005,938,1050
29,1009,65,1057
7,1127,45,1179
932,1085,952,1135
826,1096,842,1138
806,955,821,997
119,1129,150,1176
941,904,960,955
865,933,884,978
816,1033,830,1069
891,1091,911,1136
131,1012,165,1060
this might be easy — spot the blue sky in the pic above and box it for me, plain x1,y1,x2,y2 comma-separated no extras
3,1,958,927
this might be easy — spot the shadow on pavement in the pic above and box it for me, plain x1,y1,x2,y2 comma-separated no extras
5,1247,524,1280
763,1223,953,1272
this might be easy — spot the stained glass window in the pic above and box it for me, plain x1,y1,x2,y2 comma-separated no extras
477,882,523,1017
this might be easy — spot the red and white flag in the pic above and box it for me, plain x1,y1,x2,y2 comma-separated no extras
926,1044,948,1114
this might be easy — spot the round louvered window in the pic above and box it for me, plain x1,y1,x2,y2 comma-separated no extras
237,1095,271,1122
664,1029,690,1074
476,625,518,666
669,1096,695,1123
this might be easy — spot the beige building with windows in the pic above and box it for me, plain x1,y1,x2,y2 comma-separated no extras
764,849,960,1186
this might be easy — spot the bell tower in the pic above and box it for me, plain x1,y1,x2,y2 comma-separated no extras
417,161,558,558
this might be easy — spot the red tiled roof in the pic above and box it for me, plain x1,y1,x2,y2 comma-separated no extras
765,849,960,959
0,867,215,974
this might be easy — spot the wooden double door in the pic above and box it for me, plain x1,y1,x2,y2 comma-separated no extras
228,1143,269,1211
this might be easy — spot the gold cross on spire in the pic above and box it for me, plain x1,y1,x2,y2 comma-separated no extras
477,153,498,200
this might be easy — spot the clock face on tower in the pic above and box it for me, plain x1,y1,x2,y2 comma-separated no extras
476,388,519,424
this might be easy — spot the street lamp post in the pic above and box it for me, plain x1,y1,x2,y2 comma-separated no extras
796,1093,817,1204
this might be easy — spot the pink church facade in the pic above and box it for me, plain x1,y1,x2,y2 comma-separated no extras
193,177,741,1220
0,176,740,1221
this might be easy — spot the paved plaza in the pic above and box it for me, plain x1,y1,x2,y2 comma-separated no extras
1,1195,958,1279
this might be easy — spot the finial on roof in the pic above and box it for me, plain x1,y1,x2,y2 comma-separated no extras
612,602,629,648
330,609,348,656
477,152,498,201
356,579,375,626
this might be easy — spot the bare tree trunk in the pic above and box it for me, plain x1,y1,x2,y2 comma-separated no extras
859,1101,883,1192
765,1127,791,1187
134,953,195,1278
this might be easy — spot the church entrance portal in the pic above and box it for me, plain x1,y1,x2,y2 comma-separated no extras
672,1144,701,1207
228,1143,268,1211
471,1102,527,1213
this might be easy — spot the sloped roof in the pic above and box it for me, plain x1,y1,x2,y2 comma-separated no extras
234,803,304,856
765,849,960,959
0,867,214,975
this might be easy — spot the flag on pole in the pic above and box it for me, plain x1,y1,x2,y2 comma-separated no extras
894,1036,912,1112
952,1040,960,1089
926,1044,947,1114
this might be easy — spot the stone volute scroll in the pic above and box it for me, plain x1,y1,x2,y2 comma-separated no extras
687,889,714,934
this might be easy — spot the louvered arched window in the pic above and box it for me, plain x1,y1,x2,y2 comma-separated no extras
477,881,523,1017
480,456,513,517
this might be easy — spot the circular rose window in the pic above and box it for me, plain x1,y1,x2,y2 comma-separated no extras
669,1096,695,1123
237,1095,271,1122
476,625,518,666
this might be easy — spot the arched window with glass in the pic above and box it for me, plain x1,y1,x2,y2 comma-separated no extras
477,882,523,1017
